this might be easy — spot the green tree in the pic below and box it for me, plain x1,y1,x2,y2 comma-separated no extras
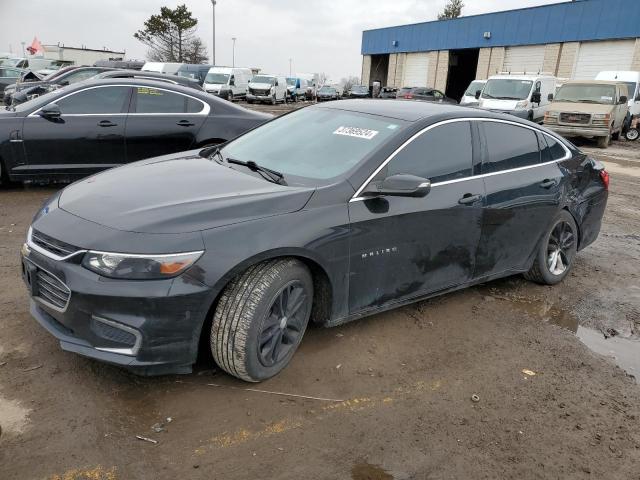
438,0,464,20
134,4,207,63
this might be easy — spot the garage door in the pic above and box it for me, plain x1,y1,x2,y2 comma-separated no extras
403,53,429,87
573,40,635,80
503,45,545,74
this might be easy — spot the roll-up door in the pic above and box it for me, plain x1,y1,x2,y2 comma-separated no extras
403,53,429,87
503,45,545,74
573,40,635,80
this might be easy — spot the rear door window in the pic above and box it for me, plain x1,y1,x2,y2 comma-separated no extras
56,86,131,114
540,134,568,162
481,122,541,173
134,87,204,113
383,121,473,183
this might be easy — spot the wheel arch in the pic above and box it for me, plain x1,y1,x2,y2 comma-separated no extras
195,248,335,362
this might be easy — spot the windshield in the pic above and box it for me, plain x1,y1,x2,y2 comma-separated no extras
622,82,636,100
286,78,296,86
555,84,616,104
352,85,368,93
464,81,485,96
252,75,275,84
205,72,229,84
0,58,20,67
178,71,197,79
220,108,407,182
319,87,335,93
482,79,533,100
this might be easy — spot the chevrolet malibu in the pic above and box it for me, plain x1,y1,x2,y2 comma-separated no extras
21,100,609,381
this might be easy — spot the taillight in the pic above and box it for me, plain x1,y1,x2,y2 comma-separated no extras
405,94,413,99
600,170,609,190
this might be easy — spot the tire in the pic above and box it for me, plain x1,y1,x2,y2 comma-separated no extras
271,94,276,105
524,210,578,285
597,135,610,148
625,127,639,141
612,130,620,141
210,258,313,382
247,99,254,104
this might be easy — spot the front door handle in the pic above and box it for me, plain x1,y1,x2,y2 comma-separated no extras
177,120,195,127
98,120,117,127
458,193,482,205
540,179,557,189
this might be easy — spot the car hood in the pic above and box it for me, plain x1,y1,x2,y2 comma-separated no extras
479,98,522,110
549,101,614,115
58,151,315,234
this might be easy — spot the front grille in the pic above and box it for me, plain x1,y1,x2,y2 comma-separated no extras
560,112,591,125
35,269,71,310
250,88,269,96
91,318,137,347
31,230,80,258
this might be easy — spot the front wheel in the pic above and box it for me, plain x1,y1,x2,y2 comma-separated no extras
210,258,313,382
271,94,276,105
524,211,578,285
597,134,610,148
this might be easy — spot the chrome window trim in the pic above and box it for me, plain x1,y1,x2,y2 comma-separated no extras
27,83,210,117
26,227,87,261
93,316,142,356
350,117,571,202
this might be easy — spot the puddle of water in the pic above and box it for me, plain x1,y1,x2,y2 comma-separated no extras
487,293,640,383
0,396,30,435
351,462,394,480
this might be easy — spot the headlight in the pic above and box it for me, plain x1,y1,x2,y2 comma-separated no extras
82,250,203,280
545,111,559,118
515,100,528,110
593,113,611,120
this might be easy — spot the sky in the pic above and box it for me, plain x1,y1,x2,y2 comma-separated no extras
0,0,568,82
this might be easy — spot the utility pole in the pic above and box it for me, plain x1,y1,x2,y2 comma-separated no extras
232,37,236,67
21,41,25,57
289,58,292,76
211,0,216,65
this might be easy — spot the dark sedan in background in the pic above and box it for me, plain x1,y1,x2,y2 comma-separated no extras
400,87,458,104
3,66,115,106
1,66,30,102
347,85,370,99
0,78,270,183
21,100,608,381
316,86,340,101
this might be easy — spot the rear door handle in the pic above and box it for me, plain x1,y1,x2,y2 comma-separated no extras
458,193,482,205
540,179,557,189
98,120,117,127
177,120,195,127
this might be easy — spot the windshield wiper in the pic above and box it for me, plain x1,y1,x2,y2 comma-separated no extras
227,158,286,185
494,96,523,100
482,93,495,99
576,99,602,104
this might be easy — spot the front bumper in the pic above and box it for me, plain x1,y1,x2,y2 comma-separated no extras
22,244,212,375
246,93,274,103
545,124,610,138
207,89,231,99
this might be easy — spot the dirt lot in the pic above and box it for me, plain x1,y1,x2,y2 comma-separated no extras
1,104,639,480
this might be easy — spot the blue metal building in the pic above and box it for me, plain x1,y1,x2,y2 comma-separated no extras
360,0,640,100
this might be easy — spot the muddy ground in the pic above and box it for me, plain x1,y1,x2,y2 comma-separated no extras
1,103,639,480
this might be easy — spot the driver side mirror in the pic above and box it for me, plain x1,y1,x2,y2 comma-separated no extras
275,81,279,86
531,92,542,104
39,103,62,119
475,90,481,100
362,174,431,198
619,95,628,104
547,93,554,101
229,77,235,86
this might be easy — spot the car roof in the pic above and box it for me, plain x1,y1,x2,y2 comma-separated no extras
315,99,531,123
562,80,625,86
72,77,206,96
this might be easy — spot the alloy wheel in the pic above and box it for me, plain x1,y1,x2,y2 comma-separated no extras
626,128,639,141
547,221,575,275
258,281,308,367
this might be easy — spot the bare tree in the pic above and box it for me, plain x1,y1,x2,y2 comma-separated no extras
183,38,209,64
134,4,207,63
438,0,464,20
341,76,361,92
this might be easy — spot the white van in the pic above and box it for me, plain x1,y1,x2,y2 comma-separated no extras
478,74,557,123
460,79,486,106
595,71,640,117
246,74,287,104
141,62,183,75
203,67,252,100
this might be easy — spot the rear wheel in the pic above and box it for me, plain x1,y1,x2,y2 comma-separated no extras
525,211,578,285
625,127,639,141
210,258,313,382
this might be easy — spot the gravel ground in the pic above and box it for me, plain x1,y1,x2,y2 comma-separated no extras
1,102,639,480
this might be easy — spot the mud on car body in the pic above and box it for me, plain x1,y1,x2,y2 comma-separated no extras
21,100,609,381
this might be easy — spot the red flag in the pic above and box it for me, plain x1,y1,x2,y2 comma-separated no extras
26,37,43,55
